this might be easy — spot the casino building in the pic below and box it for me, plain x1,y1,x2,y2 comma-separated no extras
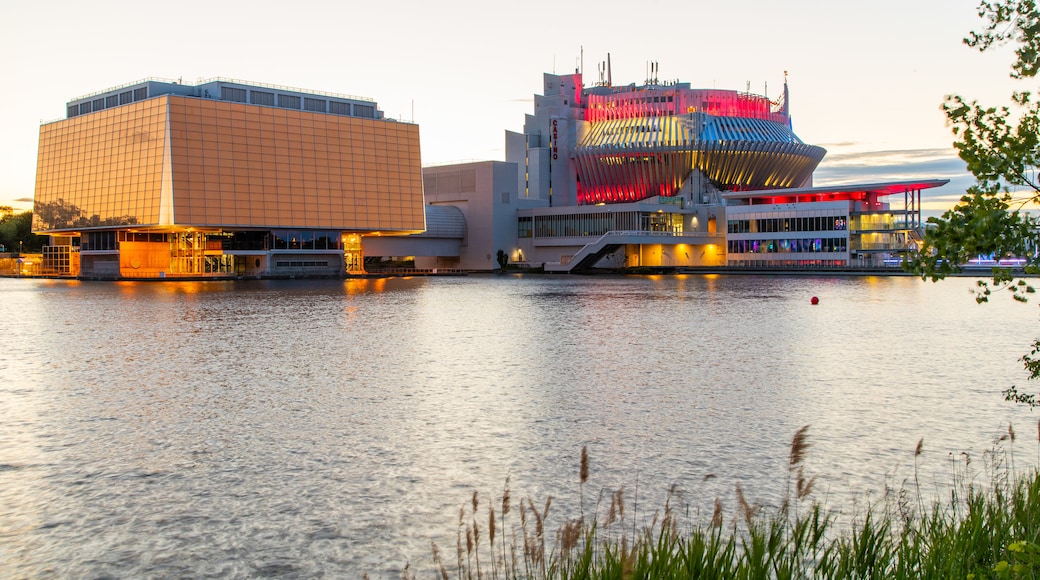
404,68,945,273
32,78,424,279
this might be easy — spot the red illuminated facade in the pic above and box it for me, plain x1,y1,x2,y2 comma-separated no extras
506,72,826,207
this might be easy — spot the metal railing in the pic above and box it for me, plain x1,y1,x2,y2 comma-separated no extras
196,77,375,103
69,77,181,102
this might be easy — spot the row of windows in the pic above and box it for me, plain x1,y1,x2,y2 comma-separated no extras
83,231,118,250
39,178,420,194
175,212,423,229
521,211,683,238
270,231,342,250
166,125,410,139
38,153,418,180
170,158,421,171
165,106,389,126
64,87,383,123
68,87,149,118
178,165,421,177
524,212,641,238
727,238,848,254
167,147,420,160
275,261,333,268
82,230,348,252
589,95,676,108
41,134,415,158
728,216,847,234
35,195,424,231
728,259,848,267
47,119,165,134
221,87,376,118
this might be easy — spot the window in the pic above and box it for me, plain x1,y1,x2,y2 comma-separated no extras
222,87,247,103
304,98,326,113
250,90,275,106
106,95,118,108
79,103,91,115
354,104,375,118
82,231,117,251
119,91,133,105
278,94,301,109
92,98,105,111
67,105,79,118
133,87,148,101
275,260,330,268
329,101,350,115
518,217,532,238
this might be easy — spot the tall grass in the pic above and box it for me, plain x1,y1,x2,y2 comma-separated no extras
421,424,1040,579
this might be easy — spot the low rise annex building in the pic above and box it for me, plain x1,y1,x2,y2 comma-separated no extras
32,78,425,279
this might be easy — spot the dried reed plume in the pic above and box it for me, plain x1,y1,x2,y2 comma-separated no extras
1009,422,1016,443
604,487,625,527
559,518,582,554
580,446,589,521
539,497,552,537
522,495,552,572
735,483,759,526
915,437,924,457
711,497,723,527
431,542,449,580
488,504,496,548
502,477,511,517
457,506,465,574
471,518,481,578
500,477,511,574
580,445,589,484
790,425,811,467
487,504,497,578
472,490,479,514
796,467,817,500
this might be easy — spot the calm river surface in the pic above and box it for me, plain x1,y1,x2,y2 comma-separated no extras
1,273,1038,577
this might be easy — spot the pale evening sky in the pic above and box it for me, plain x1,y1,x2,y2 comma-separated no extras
0,0,1024,214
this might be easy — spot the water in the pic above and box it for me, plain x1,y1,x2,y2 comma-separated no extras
0,274,1037,577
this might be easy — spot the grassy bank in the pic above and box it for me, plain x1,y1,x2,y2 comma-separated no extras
418,426,1040,579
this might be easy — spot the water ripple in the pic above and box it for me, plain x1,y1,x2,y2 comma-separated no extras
0,275,1035,577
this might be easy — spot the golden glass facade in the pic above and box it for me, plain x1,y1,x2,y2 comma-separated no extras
33,95,424,234
34,99,167,230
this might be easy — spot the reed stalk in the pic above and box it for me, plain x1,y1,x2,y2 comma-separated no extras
432,427,1040,579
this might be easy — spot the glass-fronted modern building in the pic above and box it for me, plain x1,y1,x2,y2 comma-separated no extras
33,78,424,279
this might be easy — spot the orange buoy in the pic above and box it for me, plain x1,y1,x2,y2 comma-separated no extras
811,296,819,305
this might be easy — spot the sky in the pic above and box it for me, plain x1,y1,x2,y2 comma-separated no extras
0,0,1026,215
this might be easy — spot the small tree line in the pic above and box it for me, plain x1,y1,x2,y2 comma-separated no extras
0,207,45,254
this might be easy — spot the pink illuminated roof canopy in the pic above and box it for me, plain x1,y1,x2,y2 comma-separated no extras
719,179,949,204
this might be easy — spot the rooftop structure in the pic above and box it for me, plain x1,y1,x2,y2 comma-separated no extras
64,77,382,121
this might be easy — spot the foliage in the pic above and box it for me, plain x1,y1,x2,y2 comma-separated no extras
909,0,1040,406
429,436,1040,580
0,211,45,254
